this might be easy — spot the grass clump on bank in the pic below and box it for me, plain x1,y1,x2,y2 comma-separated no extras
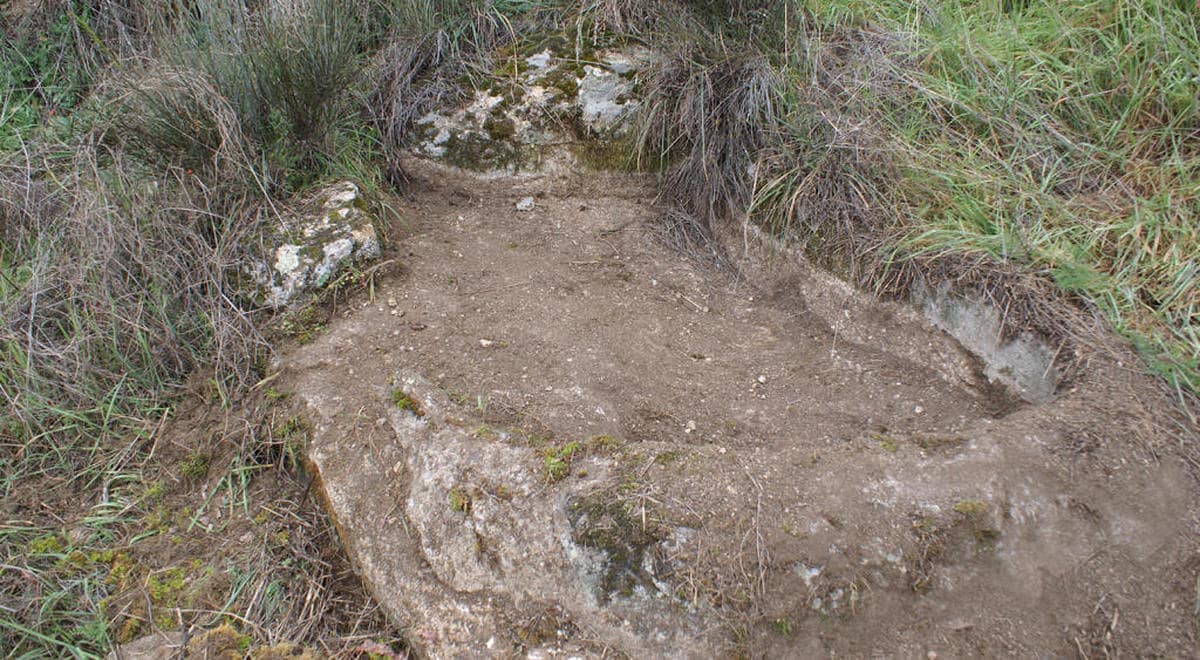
883,0,1199,398
633,0,1199,400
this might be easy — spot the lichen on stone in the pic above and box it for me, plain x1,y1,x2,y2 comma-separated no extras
413,41,657,173
247,181,380,308
568,493,664,603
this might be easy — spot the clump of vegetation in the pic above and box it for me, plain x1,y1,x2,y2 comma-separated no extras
513,606,578,649
392,389,425,416
269,414,311,469
145,566,190,627
542,441,580,482
571,136,639,172
908,515,948,594
585,433,624,453
909,502,1002,593
471,424,500,441
179,451,211,480
104,0,375,193
276,306,328,345
952,500,987,517
870,433,898,454
449,486,473,514
653,450,682,465
915,433,967,454
181,624,252,657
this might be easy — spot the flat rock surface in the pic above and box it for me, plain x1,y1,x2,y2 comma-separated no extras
280,161,1199,657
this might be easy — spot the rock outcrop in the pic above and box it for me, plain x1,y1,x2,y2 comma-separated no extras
414,46,652,173
248,181,380,308
299,371,720,657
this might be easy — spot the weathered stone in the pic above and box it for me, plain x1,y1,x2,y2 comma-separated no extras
415,89,544,174
525,49,553,70
414,46,652,172
914,281,1061,402
577,65,638,135
300,371,721,657
249,181,380,308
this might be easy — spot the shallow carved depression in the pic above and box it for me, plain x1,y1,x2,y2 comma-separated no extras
281,164,1196,657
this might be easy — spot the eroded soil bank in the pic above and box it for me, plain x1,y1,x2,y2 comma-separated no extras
280,161,1200,657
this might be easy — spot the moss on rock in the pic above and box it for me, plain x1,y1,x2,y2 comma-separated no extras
568,493,663,602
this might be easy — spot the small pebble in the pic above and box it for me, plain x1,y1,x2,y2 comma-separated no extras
479,339,494,347
757,375,768,384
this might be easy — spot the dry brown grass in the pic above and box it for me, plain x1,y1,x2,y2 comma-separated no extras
1,141,267,439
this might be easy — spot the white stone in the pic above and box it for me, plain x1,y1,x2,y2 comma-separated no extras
412,46,649,172
249,181,380,308
274,244,300,274
578,65,638,135
324,237,354,262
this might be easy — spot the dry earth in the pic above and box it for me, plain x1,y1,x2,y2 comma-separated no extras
278,160,1200,657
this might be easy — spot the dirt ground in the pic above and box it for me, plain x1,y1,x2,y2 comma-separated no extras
272,160,1200,657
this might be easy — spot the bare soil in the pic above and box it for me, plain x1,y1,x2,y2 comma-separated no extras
277,160,1200,657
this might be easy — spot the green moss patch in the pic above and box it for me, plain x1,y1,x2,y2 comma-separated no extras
391,389,425,416
541,441,580,482
441,131,526,173
146,561,213,629
568,492,663,603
